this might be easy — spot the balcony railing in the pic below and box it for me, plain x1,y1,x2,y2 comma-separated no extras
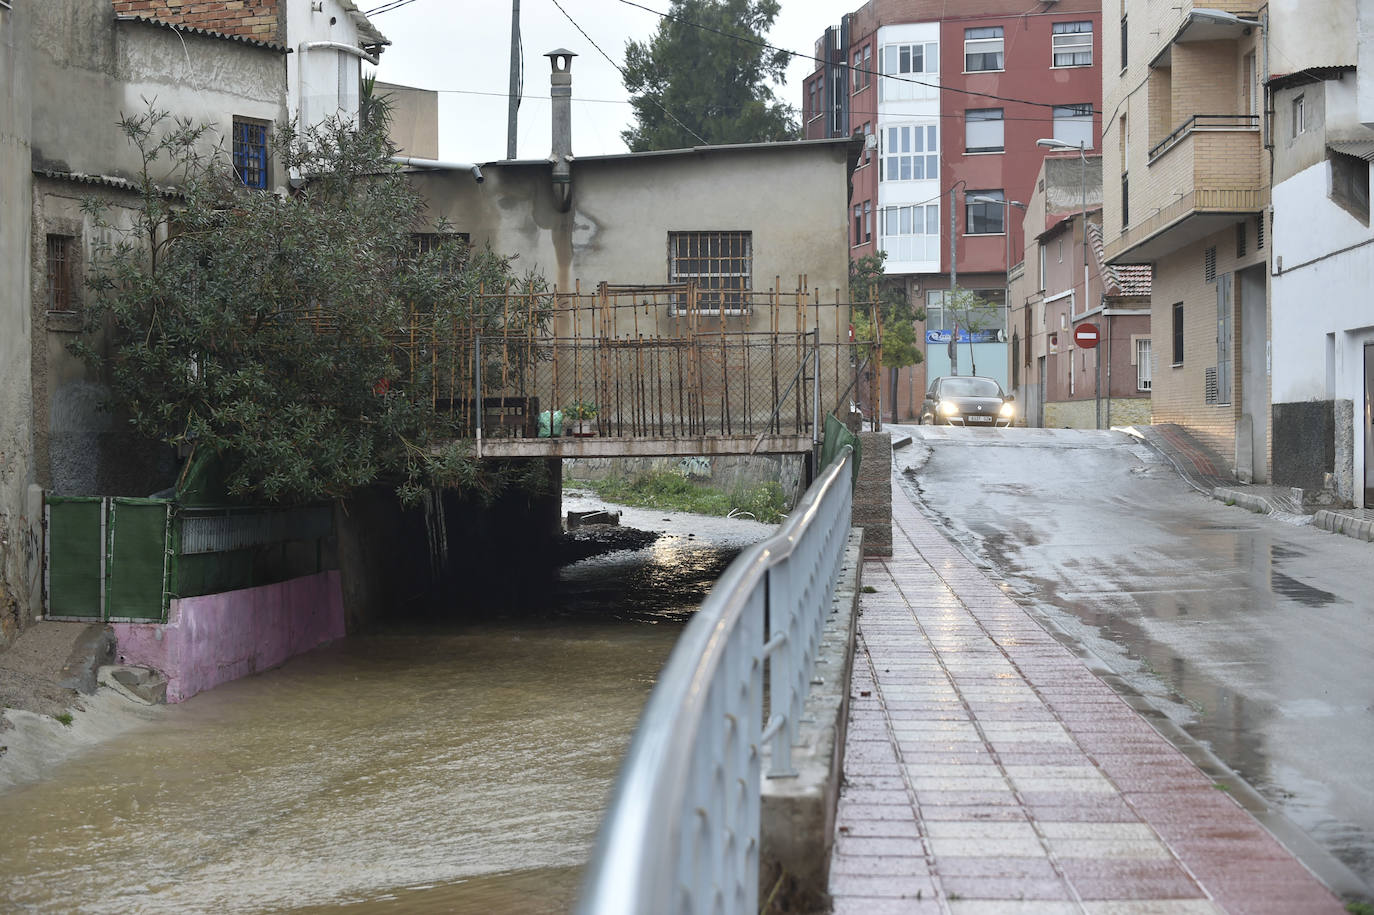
1149,113,1259,162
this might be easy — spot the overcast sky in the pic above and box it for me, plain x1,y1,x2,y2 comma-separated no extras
368,0,838,163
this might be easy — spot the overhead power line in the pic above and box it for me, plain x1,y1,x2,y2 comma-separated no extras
546,0,708,145
611,0,1103,115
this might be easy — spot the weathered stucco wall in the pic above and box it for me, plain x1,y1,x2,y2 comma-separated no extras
1,2,36,646
409,139,855,339
30,0,286,187
112,570,346,702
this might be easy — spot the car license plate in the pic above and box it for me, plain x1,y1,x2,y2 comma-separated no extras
968,415,993,423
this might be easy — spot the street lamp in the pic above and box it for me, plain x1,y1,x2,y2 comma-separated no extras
967,194,1026,384
1037,137,1100,429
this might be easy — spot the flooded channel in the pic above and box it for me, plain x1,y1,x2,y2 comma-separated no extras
0,497,772,913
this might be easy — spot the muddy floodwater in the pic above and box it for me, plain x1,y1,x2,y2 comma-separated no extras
0,496,772,913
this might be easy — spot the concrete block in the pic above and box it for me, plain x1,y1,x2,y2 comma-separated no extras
57,624,116,694
760,529,863,910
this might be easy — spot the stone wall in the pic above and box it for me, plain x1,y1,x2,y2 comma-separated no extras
854,432,892,557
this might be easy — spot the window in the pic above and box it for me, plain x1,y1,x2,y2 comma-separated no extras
668,231,752,314
854,205,863,246
861,122,873,163
1136,338,1152,391
965,108,1004,153
1293,95,1306,138
880,203,941,263
965,27,1003,72
852,45,872,91
1119,16,1128,70
1172,303,1184,365
1052,21,1093,67
864,201,872,243
1121,173,1130,227
1236,222,1247,259
232,117,269,189
1038,242,1046,291
808,79,820,119
883,124,939,181
880,41,938,101
1204,246,1217,283
412,232,471,274
966,189,1005,234
46,235,76,311
1053,104,1093,149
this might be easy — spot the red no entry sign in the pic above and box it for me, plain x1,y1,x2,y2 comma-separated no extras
1074,323,1100,349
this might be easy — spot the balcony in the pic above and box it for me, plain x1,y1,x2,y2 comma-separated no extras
1106,115,1264,264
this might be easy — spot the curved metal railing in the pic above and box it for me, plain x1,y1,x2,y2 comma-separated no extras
575,445,855,915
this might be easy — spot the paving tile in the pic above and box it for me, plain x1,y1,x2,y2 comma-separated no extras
938,875,1074,900
840,787,913,805
830,896,943,914
830,850,932,875
1039,822,1158,841
1047,837,1173,860
1080,903,1224,915
919,804,1030,822
927,837,1048,858
924,819,1038,838
833,836,927,857
842,803,921,821
947,902,1080,915
829,873,938,898
934,856,1060,878
835,818,922,838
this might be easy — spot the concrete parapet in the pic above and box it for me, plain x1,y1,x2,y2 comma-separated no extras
759,527,863,909
854,432,892,557
1314,509,1374,542
112,570,345,702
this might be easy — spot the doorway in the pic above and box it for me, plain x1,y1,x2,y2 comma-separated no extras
1238,265,1268,482
1365,343,1373,507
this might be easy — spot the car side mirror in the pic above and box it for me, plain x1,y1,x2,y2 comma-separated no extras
1005,393,1015,402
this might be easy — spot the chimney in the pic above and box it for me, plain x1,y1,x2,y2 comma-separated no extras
546,49,576,212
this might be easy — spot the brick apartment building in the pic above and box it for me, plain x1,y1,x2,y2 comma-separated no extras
803,0,1102,420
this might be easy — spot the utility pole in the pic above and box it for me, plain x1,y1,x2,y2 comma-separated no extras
506,0,521,159
949,184,958,375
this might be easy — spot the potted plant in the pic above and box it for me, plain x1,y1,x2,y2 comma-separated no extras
565,401,599,437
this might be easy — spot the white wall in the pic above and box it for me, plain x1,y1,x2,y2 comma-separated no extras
876,21,942,274
287,0,373,131
1271,158,1374,494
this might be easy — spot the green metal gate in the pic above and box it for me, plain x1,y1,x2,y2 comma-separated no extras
45,495,173,623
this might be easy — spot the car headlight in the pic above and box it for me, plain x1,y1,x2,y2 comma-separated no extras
999,402,1015,418
939,400,959,416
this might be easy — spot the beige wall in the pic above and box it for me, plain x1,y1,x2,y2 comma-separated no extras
411,141,855,340
31,0,287,190
376,81,438,159
1,1,36,644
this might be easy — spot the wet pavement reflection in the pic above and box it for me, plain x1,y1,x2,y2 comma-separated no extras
0,496,772,913
899,426,1374,888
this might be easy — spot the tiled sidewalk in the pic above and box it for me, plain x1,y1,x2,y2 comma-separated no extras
828,482,1347,914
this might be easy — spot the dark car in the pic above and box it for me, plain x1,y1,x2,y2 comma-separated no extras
920,375,1015,427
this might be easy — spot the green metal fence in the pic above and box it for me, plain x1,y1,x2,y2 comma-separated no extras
46,496,173,623
44,496,333,624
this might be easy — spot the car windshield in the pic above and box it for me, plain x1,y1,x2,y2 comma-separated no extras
941,377,1003,398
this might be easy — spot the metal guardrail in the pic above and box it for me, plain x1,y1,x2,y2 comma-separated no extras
575,444,855,915
1148,113,1259,161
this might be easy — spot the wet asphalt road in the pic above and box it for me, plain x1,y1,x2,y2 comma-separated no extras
896,425,1374,889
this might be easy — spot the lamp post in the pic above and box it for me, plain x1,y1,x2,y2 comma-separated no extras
968,194,1025,388
1037,137,1099,428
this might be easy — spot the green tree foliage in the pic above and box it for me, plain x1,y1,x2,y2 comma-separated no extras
621,0,798,151
849,252,924,423
78,104,549,506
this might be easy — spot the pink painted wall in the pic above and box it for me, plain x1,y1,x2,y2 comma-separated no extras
112,570,345,703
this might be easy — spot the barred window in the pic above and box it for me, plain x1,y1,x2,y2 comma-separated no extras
233,117,269,189
668,231,752,314
1052,21,1093,67
46,235,76,312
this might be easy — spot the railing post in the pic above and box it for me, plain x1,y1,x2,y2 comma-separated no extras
475,335,483,459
